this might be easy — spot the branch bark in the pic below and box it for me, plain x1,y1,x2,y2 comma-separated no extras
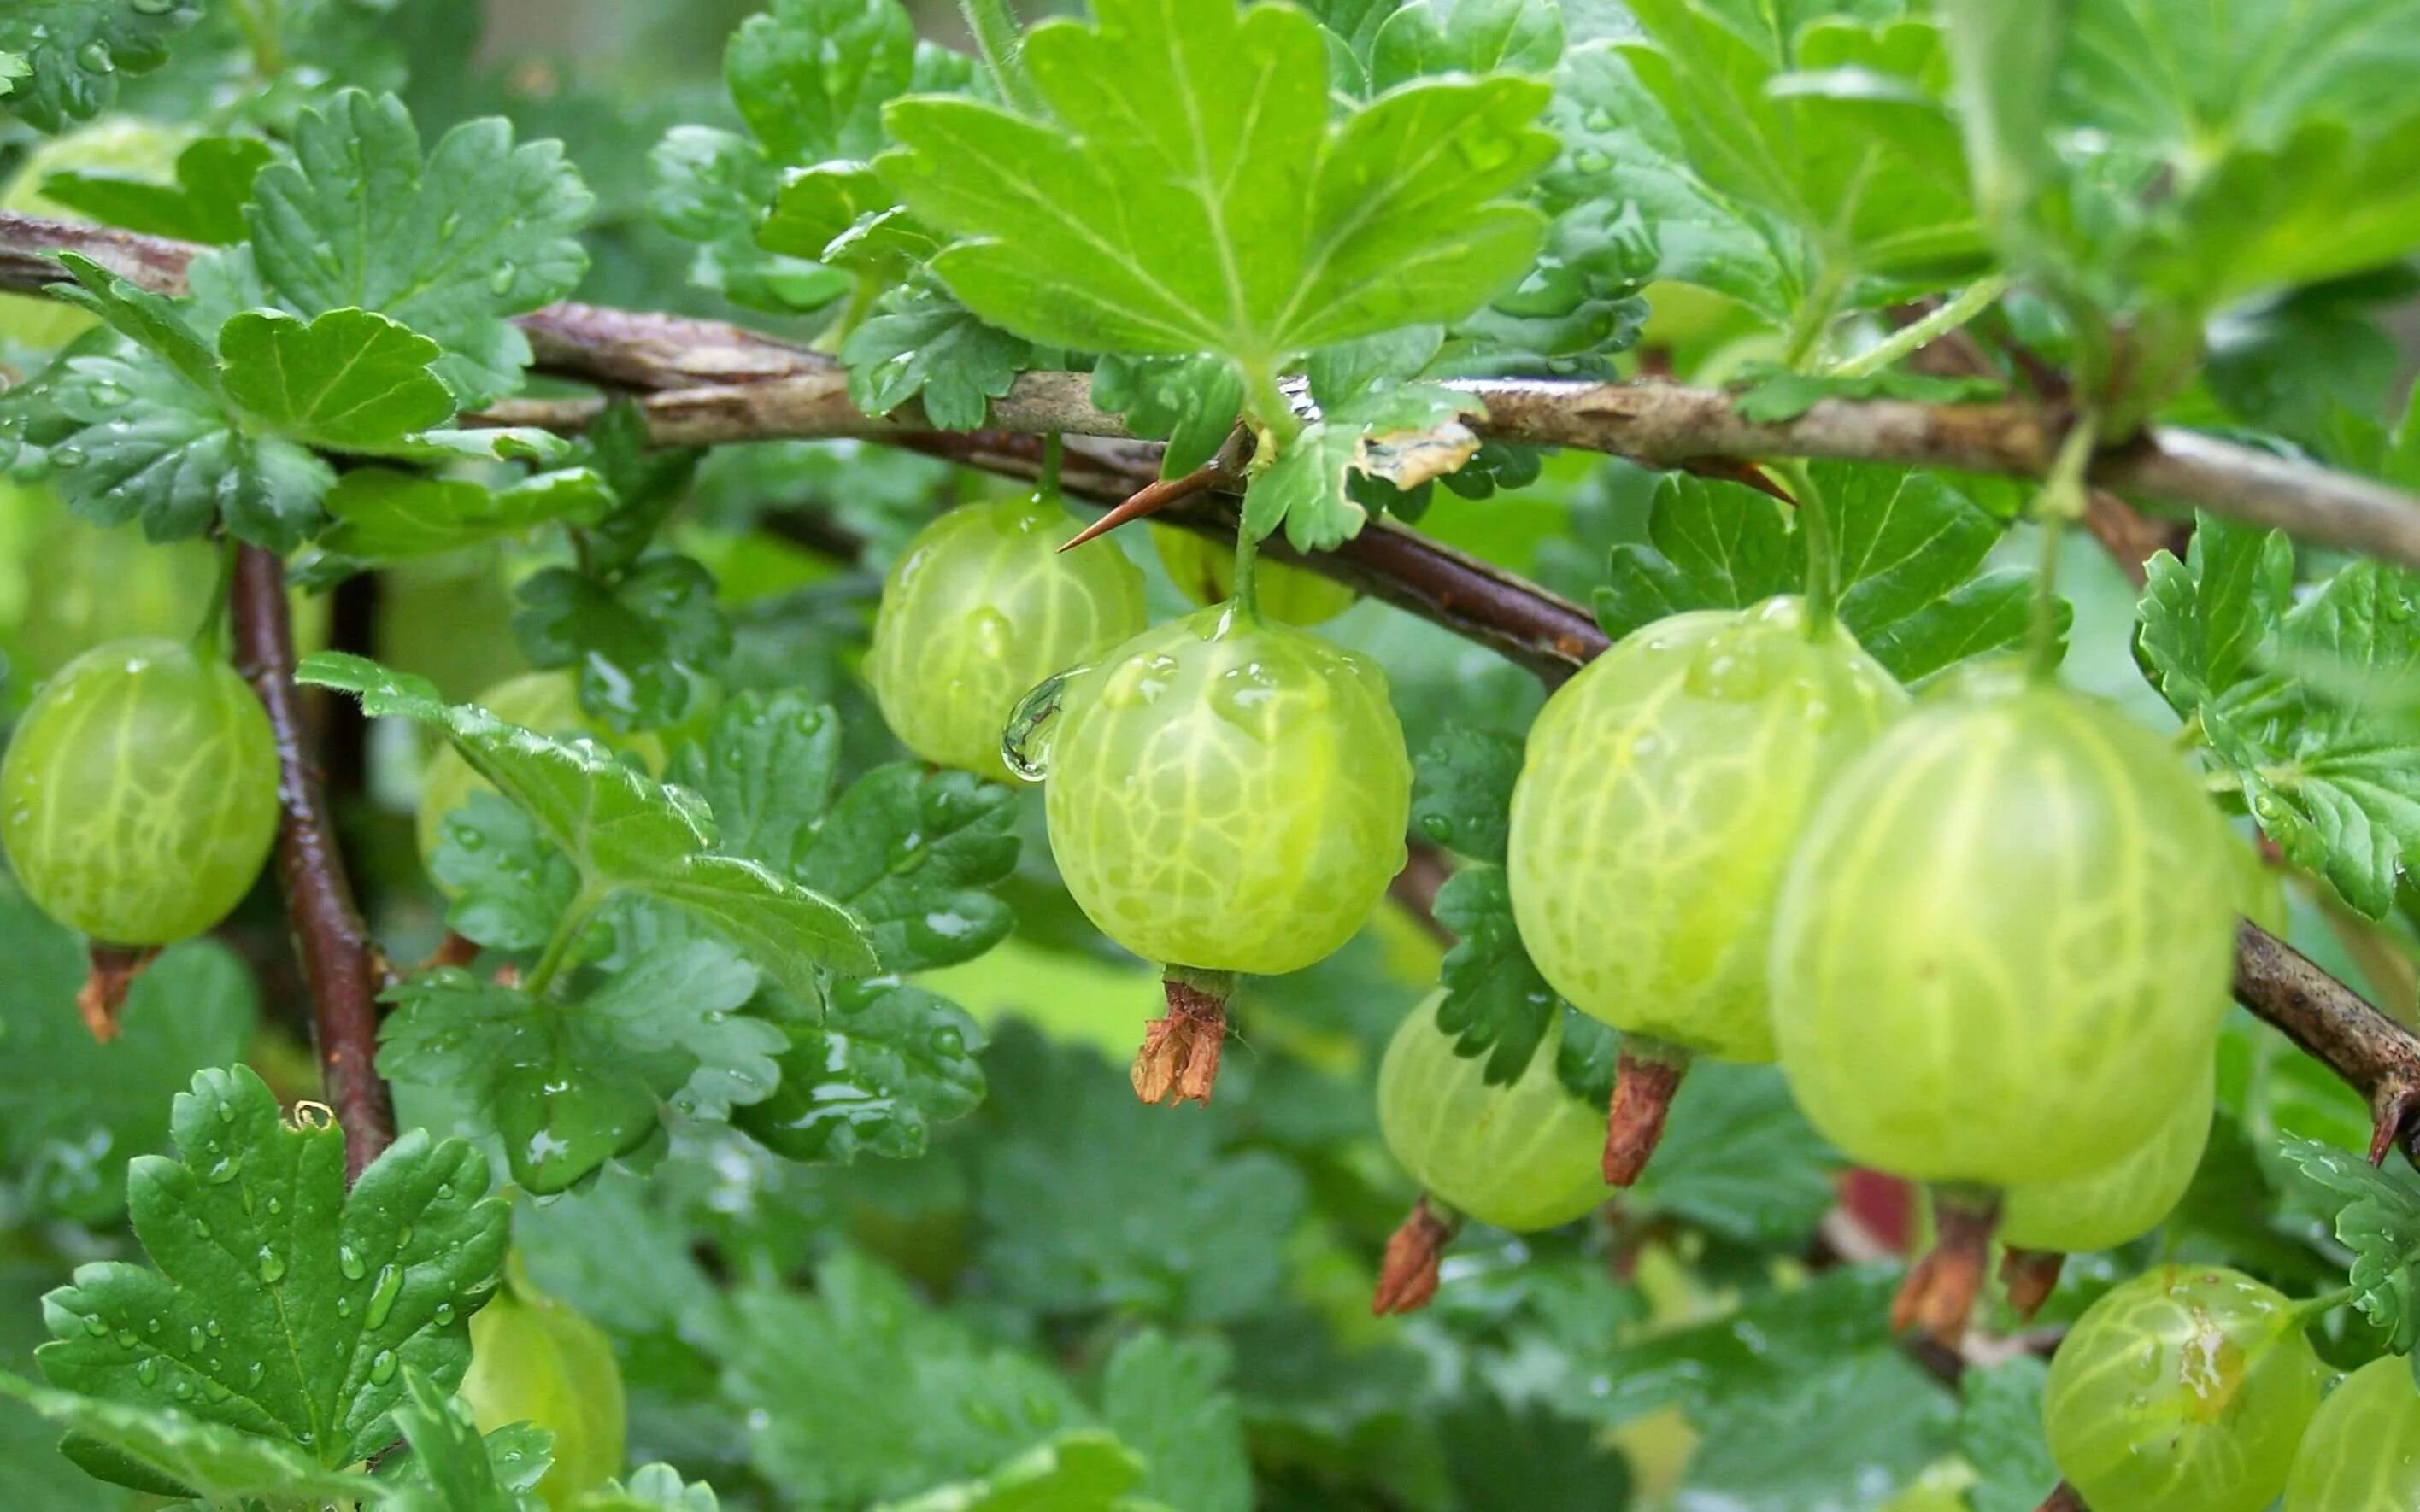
3,210,2416,566
5,210,2416,1160
232,545,395,1181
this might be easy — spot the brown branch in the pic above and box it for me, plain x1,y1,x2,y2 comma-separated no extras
0,211,2413,566
232,545,395,1181
2235,920,2420,1164
4,212,2413,1154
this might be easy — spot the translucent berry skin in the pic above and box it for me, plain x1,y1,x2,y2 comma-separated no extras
2284,1354,2420,1512
2000,1059,2214,1254
1377,993,1609,1231
1771,684,2237,1187
463,1278,626,1510
1040,606,1410,974
866,497,1148,782
1507,598,1905,1061
414,671,664,875
1,639,278,946
2044,1265,2325,1512
1154,525,1356,626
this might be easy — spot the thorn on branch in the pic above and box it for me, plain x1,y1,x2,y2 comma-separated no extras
1372,1195,1460,1316
2370,1076,2420,1167
1060,456,1231,553
1132,967,1234,1106
77,943,160,1042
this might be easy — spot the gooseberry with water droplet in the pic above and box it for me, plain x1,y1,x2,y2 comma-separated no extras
1033,604,1409,975
866,496,1147,782
2282,1352,2420,1511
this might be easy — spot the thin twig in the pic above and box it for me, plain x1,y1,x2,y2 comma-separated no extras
0,212,2414,565
232,545,394,1181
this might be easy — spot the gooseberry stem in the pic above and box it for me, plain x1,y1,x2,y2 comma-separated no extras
194,536,238,661
1605,1037,1690,1187
1233,362,1305,624
1037,431,1064,502
2027,414,2100,683
2289,1285,2357,1327
1785,460,1840,640
958,0,1046,115
1780,263,1847,372
523,888,605,999
1829,273,2014,380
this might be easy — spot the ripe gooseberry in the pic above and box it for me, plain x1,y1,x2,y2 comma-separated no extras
1372,993,1609,1313
1,638,278,945
1769,681,2237,1341
1997,1058,2215,1316
461,1265,627,1509
2043,1265,2326,1512
2283,1353,2420,1511
1020,602,1410,1104
1153,525,1355,626
1506,596,1904,1183
866,495,1147,782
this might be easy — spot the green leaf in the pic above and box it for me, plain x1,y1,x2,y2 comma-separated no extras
2136,513,2297,715
840,290,1032,431
1547,42,1806,324
514,556,731,735
1100,1333,1250,1512
0,1,200,133
1243,384,1484,549
2188,555,2420,917
2276,1134,2420,1356
320,466,614,564
681,691,843,876
1595,465,2047,683
0,1369,382,1505
238,89,594,407
216,308,457,452
41,336,335,549
1431,864,1563,1087
1437,1391,1634,1512
34,1065,508,1478
1679,1349,1957,1511
1370,0,1565,91
1090,355,1244,478
1959,1357,2058,1512
432,794,581,952
1581,1265,1902,1427
970,1025,1304,1322
0,888,256,1224
39,135,274,245
568,401,706,579
735,980,986,1164
1627,1062,1838,1247
573,1464,723,1511
1617,5,1984,285
796,765,1020,975
379,1368,550,1512
875,1431,1146,1512
728,0,917,164
879,0,1556,366
50,251,221,392
713,1249,1089,1505
297,653,879,988
1412,724,1524,864
1595,473,1802,642
381,933,776,1194
648,126,852,313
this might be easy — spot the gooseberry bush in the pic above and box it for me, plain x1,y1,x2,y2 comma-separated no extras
1,0,2419,1509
